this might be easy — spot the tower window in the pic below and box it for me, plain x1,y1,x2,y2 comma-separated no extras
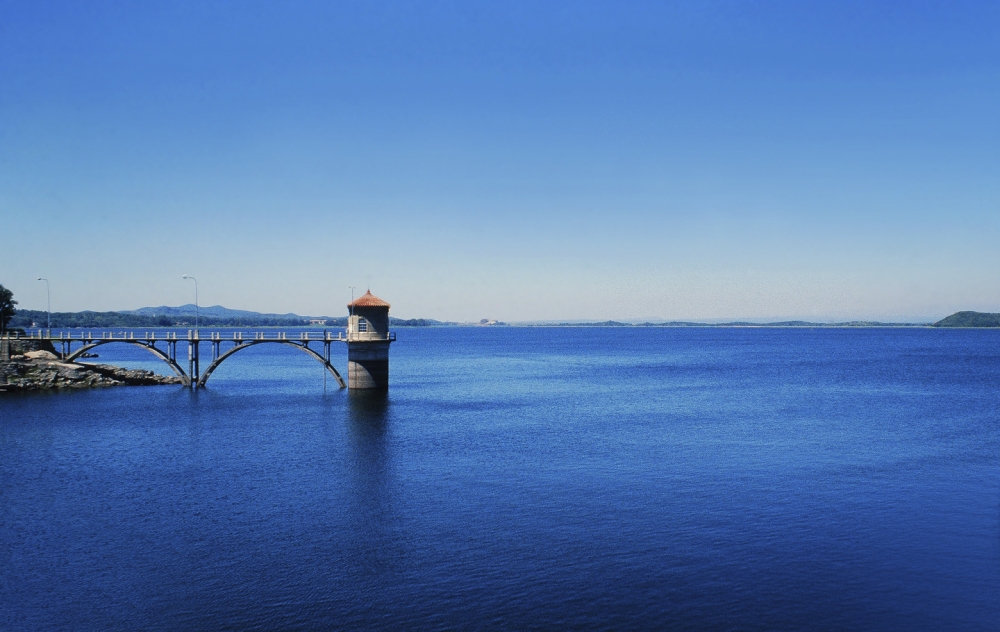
358,319,368,332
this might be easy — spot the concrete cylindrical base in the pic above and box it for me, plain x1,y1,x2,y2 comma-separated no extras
347,341,390,390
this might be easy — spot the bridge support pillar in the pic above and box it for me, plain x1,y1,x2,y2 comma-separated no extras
188,339,200,388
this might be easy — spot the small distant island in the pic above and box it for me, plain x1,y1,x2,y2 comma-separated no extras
931,311,1000,328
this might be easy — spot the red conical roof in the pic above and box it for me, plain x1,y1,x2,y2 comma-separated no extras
348,290,390,309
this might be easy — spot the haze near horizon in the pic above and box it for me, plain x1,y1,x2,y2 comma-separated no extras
2,1,998,322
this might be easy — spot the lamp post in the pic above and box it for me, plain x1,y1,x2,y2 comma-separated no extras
36,277,50,330
182,275,199,330
348,285,355,334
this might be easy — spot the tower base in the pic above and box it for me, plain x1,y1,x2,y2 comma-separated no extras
347,341,390,390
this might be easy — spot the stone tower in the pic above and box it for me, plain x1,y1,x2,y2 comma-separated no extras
346,290,393,390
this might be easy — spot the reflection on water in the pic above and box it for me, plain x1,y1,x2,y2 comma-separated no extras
346,391,391,485
348,390,390,432
344,391,399,579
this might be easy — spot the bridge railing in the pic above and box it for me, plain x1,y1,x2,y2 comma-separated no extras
345,331,397,342
1,329,395,342
243,331,350,342
1,330,187,341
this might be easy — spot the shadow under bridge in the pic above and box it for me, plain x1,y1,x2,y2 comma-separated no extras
197,333,346,388
64,337,191,385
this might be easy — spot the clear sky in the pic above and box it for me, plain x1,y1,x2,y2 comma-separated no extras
2,1,998,322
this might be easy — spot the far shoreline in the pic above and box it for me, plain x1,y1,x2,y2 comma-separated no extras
7,310,999,330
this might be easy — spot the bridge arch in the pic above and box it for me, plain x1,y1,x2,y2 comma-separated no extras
197,340,346,388
64,340,190,386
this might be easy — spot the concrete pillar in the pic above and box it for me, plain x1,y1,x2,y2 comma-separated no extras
347,340,391,390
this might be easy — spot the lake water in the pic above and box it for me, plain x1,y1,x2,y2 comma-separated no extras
1,327,998,630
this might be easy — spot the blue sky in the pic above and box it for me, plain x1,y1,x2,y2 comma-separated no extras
2,1,998,321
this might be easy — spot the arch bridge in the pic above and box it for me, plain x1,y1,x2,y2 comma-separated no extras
6,330,353,388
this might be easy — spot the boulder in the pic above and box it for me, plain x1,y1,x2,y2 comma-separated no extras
24,350,58,360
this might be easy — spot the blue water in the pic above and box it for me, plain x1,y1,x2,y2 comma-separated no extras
2,327,998,630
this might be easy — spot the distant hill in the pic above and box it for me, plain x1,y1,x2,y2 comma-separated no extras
390,318,448,326
121,304,303,319
932,311,1000,327
538,320,631,327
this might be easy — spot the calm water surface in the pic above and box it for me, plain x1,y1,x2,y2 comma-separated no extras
1,327,998,630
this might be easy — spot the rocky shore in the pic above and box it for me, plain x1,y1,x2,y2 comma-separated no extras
0,350,181,392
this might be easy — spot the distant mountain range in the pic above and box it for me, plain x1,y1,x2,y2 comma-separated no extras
120,304,314,320
119,305,448,326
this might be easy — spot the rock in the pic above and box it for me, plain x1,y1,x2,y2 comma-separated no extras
24,350,59,360
0,356,182,392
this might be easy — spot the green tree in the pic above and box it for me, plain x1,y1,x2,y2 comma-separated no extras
0,284,16,335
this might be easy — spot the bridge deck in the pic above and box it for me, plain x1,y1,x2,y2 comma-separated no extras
2,330,395,343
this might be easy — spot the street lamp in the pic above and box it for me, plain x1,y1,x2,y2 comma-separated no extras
182,275,199,330
36,277,50,329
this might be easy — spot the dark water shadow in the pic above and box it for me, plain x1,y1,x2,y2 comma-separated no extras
345,392,393,523
342,391,402,584
347,390,390,434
